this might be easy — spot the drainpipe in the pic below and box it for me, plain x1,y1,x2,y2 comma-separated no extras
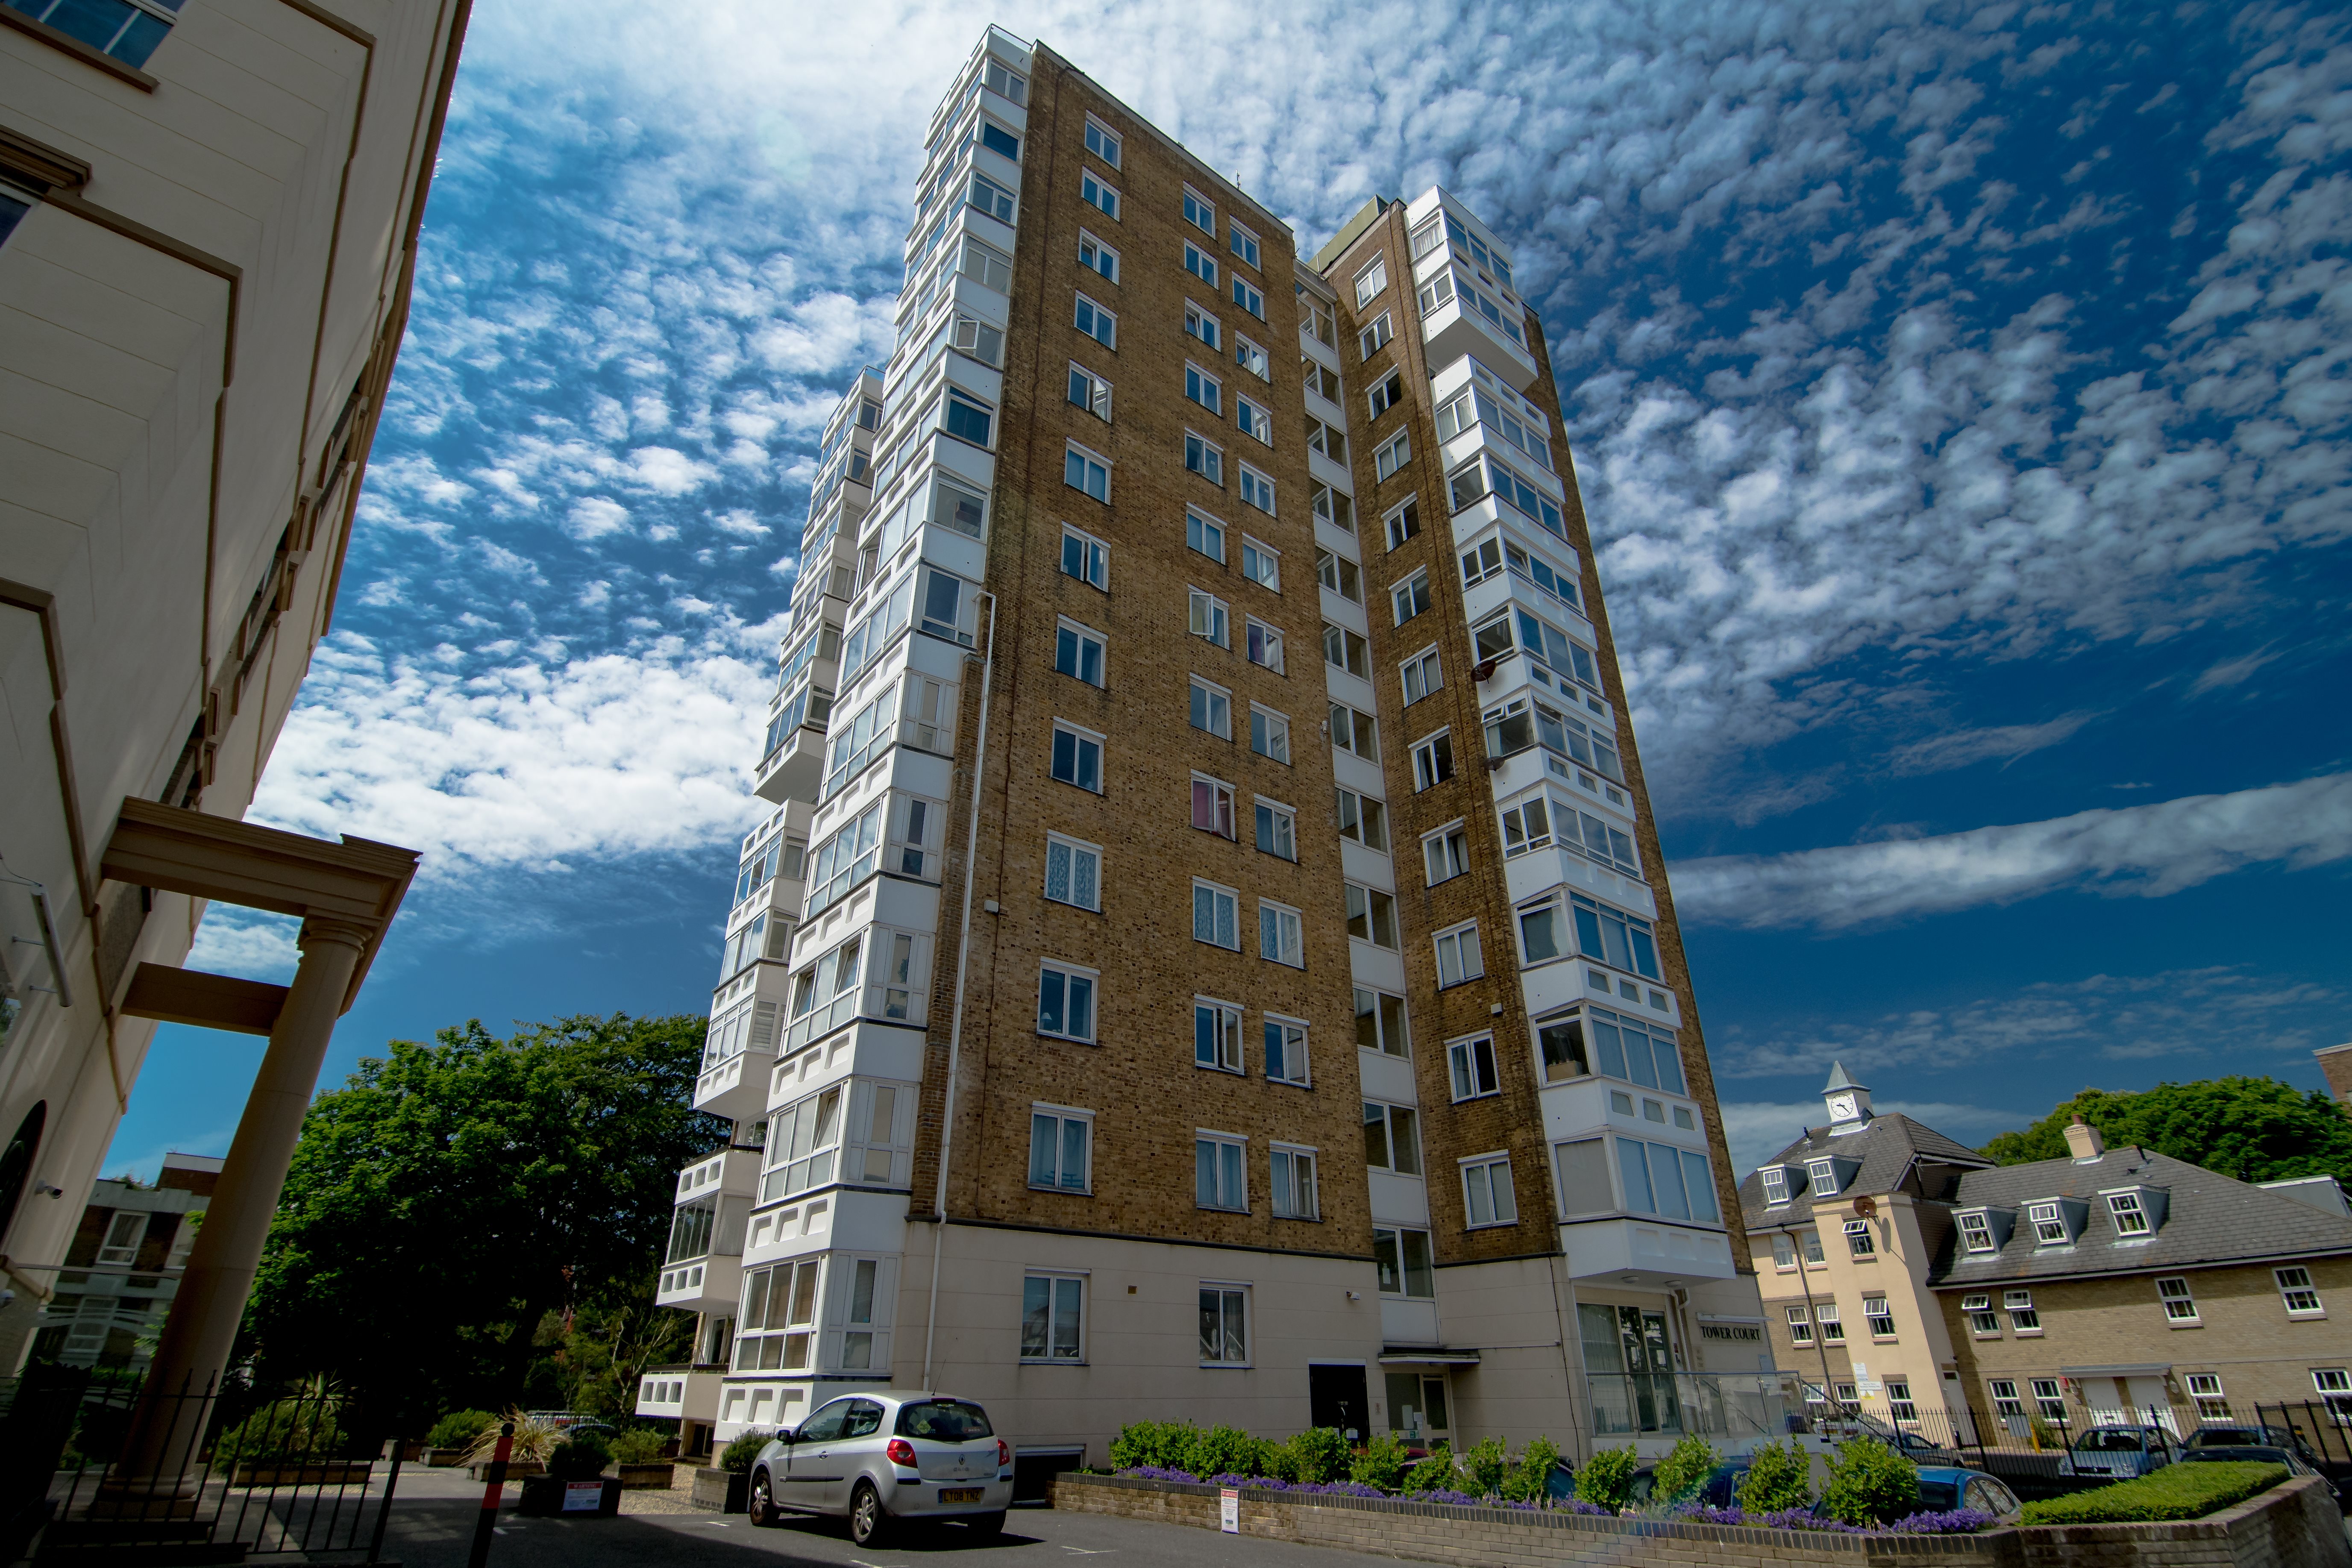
922,589,996,1391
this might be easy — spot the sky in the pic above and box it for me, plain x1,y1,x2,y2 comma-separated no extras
106,0,2352,1186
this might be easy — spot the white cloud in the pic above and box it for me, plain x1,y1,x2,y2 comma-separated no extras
1885,711,2099,776
185,906,302,983
565,496,631,540
1675,773,2352,930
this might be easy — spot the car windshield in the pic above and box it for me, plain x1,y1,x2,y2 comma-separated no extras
2193,1428,2258,1446
896,1399,993,1441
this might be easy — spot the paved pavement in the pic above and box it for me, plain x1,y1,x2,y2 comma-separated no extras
373,1469,1426,1568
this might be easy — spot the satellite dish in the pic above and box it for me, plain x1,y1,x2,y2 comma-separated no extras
1853,1195,1878,1218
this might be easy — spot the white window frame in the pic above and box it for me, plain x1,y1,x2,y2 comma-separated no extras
1345,881,1398,950
1330,701,1379,762
1244,616,1283,672
1065,440,1111,502
1383,496,1420,551
1760,1166,1790,1206
1028,1103,1095,1194
1084,115,1122,168
1182,185,1216,235
1963,1293,2000,1336
1433,921,1483,987
1194,997,1243,1074
2107,1190,2152,1237
1081,169,1121,220
1359,311,1393,359
1189,585,1230,646
1460,1152,1517,1229
1253,797,1297,862
2278,1266,2326,1318
1067,361,1113,422
1785,1303,1813,1343
1186,429,1226,486
1198,1281,1250,1364
1249,704,1292,764
1074,292,1117,349
1234,333,1269,380
1036,960,1098,1043
1195,1135,1248,1213
1422,821,1468,887
1049,719,1105,793
1392,567,1431,625
1957,1210,1997,1252
1190,770,1236,837
1357,987,1409,1057
1335,786,1386,851
1192,878,1241,951
1043,831,1102,913
2186,1372,2229,1418
1258,899,1304,968
1263,1016,1310,1085
1239,536,1280,591
1817,1301,1845,1344
1231,275,1265,319
1863,1294,1896,1339
1412,729,1455,791
1189,676,1233,741
1367,370,1404,420
1354,255,1388,308
1185,359,1224,416
1054,616,1107,687
1185,301,1222,351
1228,219,1260,269
1374,431,1412,480
1446,1034,1500,1102
1844,1217,1876,1257
1269,1142,1318,1217
1238,463,1275,514
1401,646,1442,705
1077,229,1120,285
1183,238,1219,289
1021,1270,1086,1362
1236,395,1272,445
1060,524,1109,590
2027,1200,2071,1246
2006,1289,2042,1334
2157,1276,2199,1325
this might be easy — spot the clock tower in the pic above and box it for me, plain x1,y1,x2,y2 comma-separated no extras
1823,1061,1873,1133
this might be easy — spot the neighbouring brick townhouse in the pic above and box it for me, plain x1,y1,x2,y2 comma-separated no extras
634,25,1776,1488
1740,1066,2352,1439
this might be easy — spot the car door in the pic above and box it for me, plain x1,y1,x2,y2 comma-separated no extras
826,1399,888,1510
782,1401,852,1511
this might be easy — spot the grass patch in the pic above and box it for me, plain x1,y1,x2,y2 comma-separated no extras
2019,1462,2290,1525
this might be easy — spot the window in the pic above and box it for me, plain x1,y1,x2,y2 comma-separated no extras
2158,1277,2199,1324
1065,442,1110,501
1186,431,1225,485
1786,1304,1813,1344
2108,1190,2152,1237
1402,648,1442,705
736,1258,823,1371
1335,787,1388,851
943,387,994,446
1359,313,1393,358
1385,498,1421,551
6,0,181,65
1362,1101,1422,1173
1068,363,1113,421
1886,1379,1917,1424
1185,302,1222,351
2278,1266,2325,1317
2006,1289,2041,1333
1844,1218,1876,1258
1183,240,1219,288
1049,722,1103,791
2027,1201,2071,1246
1044,834,1101,912
1958,1212,1997,1252
1367,372,1404,420
971,170,1019,224
1354,256,1389,308
1312,482,1354,532
1196,1138,1247,1212
1448,1036,1500,1101
1228,221,1260,269
1306,417,1346,465
1250,705,1291,763
1802,1230,1825,1265
1055,620,1106,686
1393,570,1432,625
1084,117,1122,167
2031,1378,2066,1419
1078,232,1120,285
2318,1370,2352,1422
1374,1227,1435,1297
1037,962,1097,1042
1185,361,1223,415
1817,1302,1845,1344
1345,883,1398,949
1807,1157,1839,1195
1236,396,1272,445
1322,623,1369,678
1189,586,1230,643
1234,335,1269,380
1374,431,1412,481
1433,923,1483,987
1193,880,1240,950
1188,672,1233,740
1300,292,1336,347
1075,294,1117,349
96,1211,145,1266
1060,526,1108,589
1199,1285,1248,1363
1029,1109,1092,1192
1195,999,1243,1072
954,311,1006,364
1412,730,1455,791
1183,188,1215,233
1022,1273,1084,1361
1254,801,1296,861
2186,1373,2229,1420
1761,1167,1791,1206
1081,169,1120,220
1423,823,1468,885
1864,1295,1895,1339
1615,1137,1722,1223
1964,1293,2000,1335
1259,901,1304,966
1239,617,1281,672
1330,702,1380,762
1238,464,1275,514
1232,276,1265,318
978,120,1021,161
1191,774,1236,835
1270,1147,1318,1217
1357,988,1408,1057
1462,1155,1518,1228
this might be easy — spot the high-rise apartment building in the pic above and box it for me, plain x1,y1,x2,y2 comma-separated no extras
644,26,1774,1473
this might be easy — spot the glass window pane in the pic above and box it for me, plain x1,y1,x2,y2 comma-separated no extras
1648,1143,1690,1220
1681,1151,1719,1223
1616,1138,1654,1213
1063,1119,1088,1189
1029,1114,1055,1185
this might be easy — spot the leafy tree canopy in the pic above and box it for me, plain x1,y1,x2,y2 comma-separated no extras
1979,1077,2352,1186
244,1013,727,1424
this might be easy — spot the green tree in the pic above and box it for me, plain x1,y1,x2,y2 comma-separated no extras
1980,1078,2352,1186
243,1013,726,1424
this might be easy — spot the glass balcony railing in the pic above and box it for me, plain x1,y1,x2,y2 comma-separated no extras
1586,1372,1787,1440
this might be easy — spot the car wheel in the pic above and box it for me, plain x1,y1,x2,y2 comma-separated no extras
965,1510,1007,1537
850,1481,892,1547
748,1472,777,1527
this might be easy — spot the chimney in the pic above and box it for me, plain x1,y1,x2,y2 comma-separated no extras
2064,1116,2105,1161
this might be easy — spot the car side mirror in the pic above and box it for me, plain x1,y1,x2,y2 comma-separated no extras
776,1428,798,1445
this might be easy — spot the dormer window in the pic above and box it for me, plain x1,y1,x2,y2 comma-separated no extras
2027,1200,2073,1246
1761,1166,1790,1205
1807,1158,1839,1196
2108,1192,2150,1236
1959,1212,1997,1253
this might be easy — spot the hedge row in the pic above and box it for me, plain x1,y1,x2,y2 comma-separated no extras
2019,1461,2289,1525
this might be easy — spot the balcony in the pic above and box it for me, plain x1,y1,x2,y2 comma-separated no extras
677,1147,762,1203
1561,1215,1736,1286
636,1364,723,1423
1419,284,1539,391
1522,952,1679,1026
655,1253,742,1312
755,724,827,804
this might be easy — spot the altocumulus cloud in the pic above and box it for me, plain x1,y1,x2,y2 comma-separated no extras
1673,774,2352,931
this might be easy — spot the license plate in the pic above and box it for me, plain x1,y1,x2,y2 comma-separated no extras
939,1487,984,1504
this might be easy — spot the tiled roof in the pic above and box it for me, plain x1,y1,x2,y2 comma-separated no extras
1735,1113,1991,1228
1928,1147,2352,1286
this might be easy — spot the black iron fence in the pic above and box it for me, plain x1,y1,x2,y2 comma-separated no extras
0,1365,403,1562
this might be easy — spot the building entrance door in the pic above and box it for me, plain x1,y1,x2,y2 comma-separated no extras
1385,1371,1452,1445
1309,1364,1368,1442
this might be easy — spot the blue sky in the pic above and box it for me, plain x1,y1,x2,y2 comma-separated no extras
107,0,2352,1183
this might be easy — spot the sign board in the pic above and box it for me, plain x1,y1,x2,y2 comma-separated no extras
1699,1323,1761,1342
562,1480,605,1513
1220,1488,1239,1533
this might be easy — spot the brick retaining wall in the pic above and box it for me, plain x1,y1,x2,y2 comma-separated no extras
1049,1472,2349,1568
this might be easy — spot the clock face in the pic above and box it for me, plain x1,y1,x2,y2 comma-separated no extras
1829,1094,1858,1119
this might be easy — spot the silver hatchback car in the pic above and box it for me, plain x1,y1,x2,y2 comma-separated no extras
745,1391,1012,1545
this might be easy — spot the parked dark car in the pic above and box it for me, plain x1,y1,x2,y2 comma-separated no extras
2187,1424,2320,1465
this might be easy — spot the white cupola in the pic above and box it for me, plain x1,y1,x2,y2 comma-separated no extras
1823,1061,1873,1134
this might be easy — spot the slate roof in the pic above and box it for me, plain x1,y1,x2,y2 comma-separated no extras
1736,1112,1991,1229
1927,1146,2352,1286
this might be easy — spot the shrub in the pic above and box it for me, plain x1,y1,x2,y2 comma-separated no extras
426,1409,498,1451
545,1434,610,1480
611,1428,668,1465
1736,1439,1813,1512
1350,1430,1415,1491
1111,1420,1202,1474
1286,1427,1351,1486
1254,1438,1300,1484
1404,1444,1459,1495
719,1429,770,1474
465,1410,561,1466
1502,1435,1563,1503
2019,1461,2287,1525
1462,1436,1510,1498
1576,1445,1640,1512
1820,1437,1920,1526
214,1398,348,1465
1192,1424,1260,1480
1653,1433,1721,1505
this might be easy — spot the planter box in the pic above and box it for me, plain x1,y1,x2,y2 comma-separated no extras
691,1466,749,1513
1051,1471,2352,1568
616,1462,676,1490
424,1448,467,1467
468,1459,545,1482
229,1459,373,1489
516,1476,623,1518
